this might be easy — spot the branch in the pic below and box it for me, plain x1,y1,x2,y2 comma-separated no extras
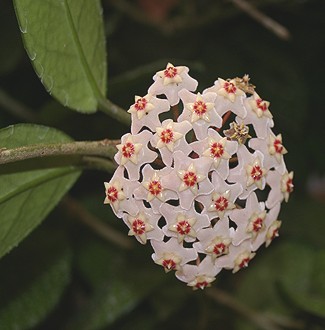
0,139,120,165
206,287,282,330
230,0,290,40
62,195,134,249
0,88,38,122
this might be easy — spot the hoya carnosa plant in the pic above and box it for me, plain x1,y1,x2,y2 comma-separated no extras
104,62,294,290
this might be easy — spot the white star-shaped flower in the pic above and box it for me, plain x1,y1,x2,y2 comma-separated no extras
193,218,234,262
160,203,210,243
268,133,288,162
240,93,274,139
249,134,286,174
148,63,198,106
249,92,273,119
151,119,192,166
126,212,154,244
103,166,139,217
204,78,247,118
178,90,221,139
196,171,242,220
251,203,281,250
265,219,282,248
230,192,265,246
245,211,267,240
104,180,125,210
116,137,142,166
128,94,170,134
114,131,157,180
133,164,177,214
246,157,267,189
191,128,238,179
176,256,221,290
123,202,164,244
177,163,206,195
266,169,294,208
161,151,213,209
151,237,198,272
228,145,267,198
217,78,245,102
232,250,256,273
215,240,255,273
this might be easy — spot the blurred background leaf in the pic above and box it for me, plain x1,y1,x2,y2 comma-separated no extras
0,227,72,330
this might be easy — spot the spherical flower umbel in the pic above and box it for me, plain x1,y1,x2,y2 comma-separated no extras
104,63,293,290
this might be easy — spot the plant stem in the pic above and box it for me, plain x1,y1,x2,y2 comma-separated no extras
0,139,120,165
98,97,131,126
206,287,282,330
0,88,37,122
79,156,117,172
62,195,134,249
230,0,290,40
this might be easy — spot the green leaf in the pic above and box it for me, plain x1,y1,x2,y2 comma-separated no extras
0,227,72,330
0,124,80,258
13,0,107,113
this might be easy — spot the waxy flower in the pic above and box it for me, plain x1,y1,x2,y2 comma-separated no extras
104,63,293,289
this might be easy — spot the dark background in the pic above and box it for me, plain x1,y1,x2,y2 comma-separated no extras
0,1,324,329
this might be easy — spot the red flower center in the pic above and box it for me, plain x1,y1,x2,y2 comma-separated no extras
252,217,263,232
160,128,174,144
148,180,162,196
224,81,236,94
176,220,191,235
106,186,118,202
134,97,147,111
183,171,197,187
193,100,207,116
162,259,177,271
274,139,283,153
195,281,209,289
256,98,268,111
164,66,178,78
213,243,227,257
271,228,279,241
251,165,263,181
122,142,135,158
286,178,294,193
210,142,224,158
132,219,146,235
239,257,251,269
214,196,229,212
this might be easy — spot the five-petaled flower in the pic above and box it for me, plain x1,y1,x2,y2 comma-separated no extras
104,63,293,289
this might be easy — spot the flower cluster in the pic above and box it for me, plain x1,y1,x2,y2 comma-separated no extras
104,63,293,290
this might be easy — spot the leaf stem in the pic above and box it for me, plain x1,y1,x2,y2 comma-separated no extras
0,139,120,165
97,97,131,126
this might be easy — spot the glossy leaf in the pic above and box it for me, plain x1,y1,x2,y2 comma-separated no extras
0,124,80,258
13,0,107,112
0,228,72,329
